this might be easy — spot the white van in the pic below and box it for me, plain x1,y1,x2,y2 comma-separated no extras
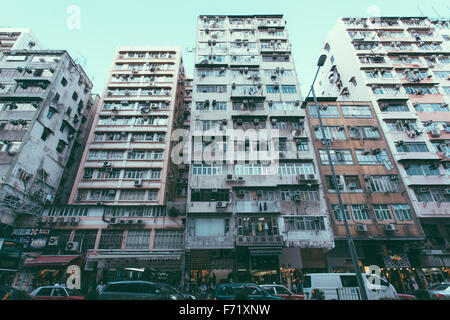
303,273,397,300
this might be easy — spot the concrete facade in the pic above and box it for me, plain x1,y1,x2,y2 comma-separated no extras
185,15,334,286
0,50,93,232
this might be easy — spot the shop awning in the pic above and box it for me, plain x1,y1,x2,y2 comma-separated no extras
24,255,80,267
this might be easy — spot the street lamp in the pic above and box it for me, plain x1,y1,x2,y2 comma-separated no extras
301,54,369,300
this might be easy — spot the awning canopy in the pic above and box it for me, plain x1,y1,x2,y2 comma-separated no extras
24,255,80,267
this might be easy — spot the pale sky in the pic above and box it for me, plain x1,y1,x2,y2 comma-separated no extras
1,0,448,96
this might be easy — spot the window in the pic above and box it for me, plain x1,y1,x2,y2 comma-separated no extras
266,85,280,93
319,150,353,165
308,105,340,118
392,204,413,220
341,105,372,118
414,188,449,203
89,189,116,201
352,205,371,220
404,86,439,95
396,143,429,152
355,149,391,166
414,103,449,112
405,163,440,176
332,204,350,221
365,175,402,193
98,230,123,249
191,189,229,202
284,217,325,231
281,85,297,93
373,204,392,220
153,230,184,249
237,217,279,236
61,77,68,86
314,126,347,140
126,230,151,249
41,127,52,141
119,190,146,201
73,230,97,252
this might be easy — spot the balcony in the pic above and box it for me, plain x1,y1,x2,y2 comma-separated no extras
188,201,233,214
231,86,264,100
236,235,284,247
235,201,280,213
185,236,235,249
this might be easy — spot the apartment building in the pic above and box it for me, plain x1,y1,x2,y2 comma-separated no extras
0,28,43,53
174,75,192,202
315,17,450,286
19,47,188,289
306,98,424,293
0,50,93,236
185,15,333,287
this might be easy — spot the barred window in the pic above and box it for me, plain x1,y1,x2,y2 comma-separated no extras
153,229,184,249
98,230,123,249
373,204,392,220
126,230,151,250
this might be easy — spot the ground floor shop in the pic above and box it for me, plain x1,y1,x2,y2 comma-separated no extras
11,255,82,292
88,252,183,288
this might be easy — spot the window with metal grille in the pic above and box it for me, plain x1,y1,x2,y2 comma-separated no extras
153,230,183,249
98,230,123,249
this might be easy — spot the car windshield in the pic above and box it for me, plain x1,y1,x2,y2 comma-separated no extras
275,286,291,295
429,283,450,291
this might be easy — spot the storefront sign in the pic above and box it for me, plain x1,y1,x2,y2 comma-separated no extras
10,229,50,250
383,253,411,268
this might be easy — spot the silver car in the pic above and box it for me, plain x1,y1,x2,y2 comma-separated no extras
427,282,450,299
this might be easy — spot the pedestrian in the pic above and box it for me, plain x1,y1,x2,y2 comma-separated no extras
292,282,298,294
199,282,207,300
96,281,106,294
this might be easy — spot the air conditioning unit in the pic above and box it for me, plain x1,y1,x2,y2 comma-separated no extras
237,176,244,181
58,217,68,225
348,183,358,189
307,174,316,180
294,195,301,202
136,220,144,225
65,241,80,252
70,217,80,225
135,179,143,187
238,190,245,197
48,237,59,246
47,217,57,225
109,217,119,225
430,130,441,137
384,224,396,231
356,224,368,232
216,201,228,208
297,174,307,182
257,190,263,196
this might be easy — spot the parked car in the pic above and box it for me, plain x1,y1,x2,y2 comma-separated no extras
260,284,304,300
30,286,85,300
303,273,397,300
158,282,197,300
427,282,450,299
0,286,32,300
396,293,417,300
214,283,285,300
98,281,184,300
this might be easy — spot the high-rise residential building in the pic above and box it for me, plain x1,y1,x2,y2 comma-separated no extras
315,17,450,286
185,15,333,287
305,98,424,293
25,47,187,289
0,50,93,236
0,28,43,52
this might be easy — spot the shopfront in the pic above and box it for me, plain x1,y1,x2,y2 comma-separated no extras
88,253,182,287
13,255,82,292
418,253,450,287
184,249,234,293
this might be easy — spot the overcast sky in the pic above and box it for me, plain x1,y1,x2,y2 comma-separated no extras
1,0,448,96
